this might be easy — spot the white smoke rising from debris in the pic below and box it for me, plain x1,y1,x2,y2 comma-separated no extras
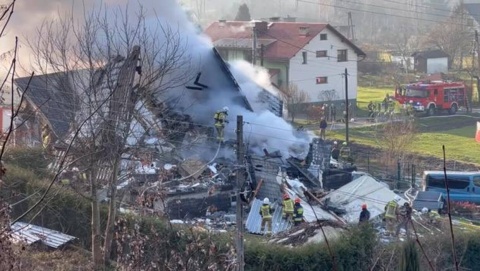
5,0,310,160
228,61,311,158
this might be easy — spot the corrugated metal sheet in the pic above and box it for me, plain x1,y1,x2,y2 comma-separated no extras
249,155,283,203
246,198,291,234
246,195,337,234
10,222,76,248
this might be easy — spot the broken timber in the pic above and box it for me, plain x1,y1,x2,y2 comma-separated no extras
286,158,320,188
249,179,264,204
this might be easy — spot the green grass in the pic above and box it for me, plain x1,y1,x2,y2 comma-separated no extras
328,115,480,164
356,87,395,117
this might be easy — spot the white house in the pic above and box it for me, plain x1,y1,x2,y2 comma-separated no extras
204,20,366,105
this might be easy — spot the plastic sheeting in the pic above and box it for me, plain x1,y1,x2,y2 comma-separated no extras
324,175,406,223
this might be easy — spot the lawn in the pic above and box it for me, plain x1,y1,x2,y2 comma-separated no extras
328,115,480,165
356,87,394,117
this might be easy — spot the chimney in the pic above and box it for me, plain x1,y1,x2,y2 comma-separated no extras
269,17,281,22
284,16,296,22
254,21,269,33
299,26,310,36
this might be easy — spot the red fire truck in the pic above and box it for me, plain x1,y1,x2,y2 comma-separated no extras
394,81,467,116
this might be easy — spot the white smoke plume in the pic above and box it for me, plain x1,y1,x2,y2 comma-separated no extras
228,61,311,158
4,0,311,160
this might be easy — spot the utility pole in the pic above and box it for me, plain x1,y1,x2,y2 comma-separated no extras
460,0,465,69
252,25,257,65
476,30,480,106
344,68,349,144
235,115,245,271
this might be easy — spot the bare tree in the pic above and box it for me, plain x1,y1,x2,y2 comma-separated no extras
374,115,416,169
280,83,309,122
0,1,34,269
27,5,191,269
422,4,474,70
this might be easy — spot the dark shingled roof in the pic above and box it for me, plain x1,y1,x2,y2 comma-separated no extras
15,72,78,139
411,49,449,59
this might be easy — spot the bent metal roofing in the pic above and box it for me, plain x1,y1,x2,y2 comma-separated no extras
10,222,76,248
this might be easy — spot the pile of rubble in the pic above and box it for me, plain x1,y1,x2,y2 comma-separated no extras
268,221,346,246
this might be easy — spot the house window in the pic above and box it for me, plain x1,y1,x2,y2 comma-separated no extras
302,51,307,64
316,77,328,84
337,49,347,62
320,34,327,40
316,50,327,58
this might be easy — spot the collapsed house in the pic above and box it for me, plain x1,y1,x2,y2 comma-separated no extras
13,10,368,239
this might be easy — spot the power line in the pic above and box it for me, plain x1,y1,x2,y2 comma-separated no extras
297,0,474,27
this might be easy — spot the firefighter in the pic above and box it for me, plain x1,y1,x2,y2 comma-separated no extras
339,142,351,163
213,107,229,143
384,196,401,236
260,197,274,234
395,202,412,237
293,198,304,226
359,203,370,224
319,117,327,140
282,193,294,222
331,141,340,161
367,101,375,121
427,208,442,226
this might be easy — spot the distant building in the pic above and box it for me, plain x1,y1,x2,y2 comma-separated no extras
204,20,366,105
412,49,449,74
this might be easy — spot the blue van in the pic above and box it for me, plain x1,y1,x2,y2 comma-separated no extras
422,171,480,203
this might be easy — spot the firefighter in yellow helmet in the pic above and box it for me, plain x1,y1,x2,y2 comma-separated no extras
260,197,274,234
282,193,294,222
213,106,229,143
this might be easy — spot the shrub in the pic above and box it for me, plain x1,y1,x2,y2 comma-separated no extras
451,201,478,219
3,147,51,177
399,240,420,271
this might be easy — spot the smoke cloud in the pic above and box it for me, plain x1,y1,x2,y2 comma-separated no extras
4,0,311,160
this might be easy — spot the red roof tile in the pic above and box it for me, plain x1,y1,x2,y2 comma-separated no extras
204,21,365,61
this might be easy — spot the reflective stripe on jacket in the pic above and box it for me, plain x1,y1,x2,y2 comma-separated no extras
385,200,398,219
214,111,226,126
260,204,272,219
294,205,303,221
283,199,294,213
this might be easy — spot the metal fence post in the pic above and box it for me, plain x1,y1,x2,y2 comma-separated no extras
411,164,416,188
367,152,370,173
397,161,401,190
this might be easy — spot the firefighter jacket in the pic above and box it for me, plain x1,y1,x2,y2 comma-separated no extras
214,111,227,127
283,199,294,213
359,209,370,223
294,203,304,222
384,200,398,219
429,210,441,221
260,204,273,219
